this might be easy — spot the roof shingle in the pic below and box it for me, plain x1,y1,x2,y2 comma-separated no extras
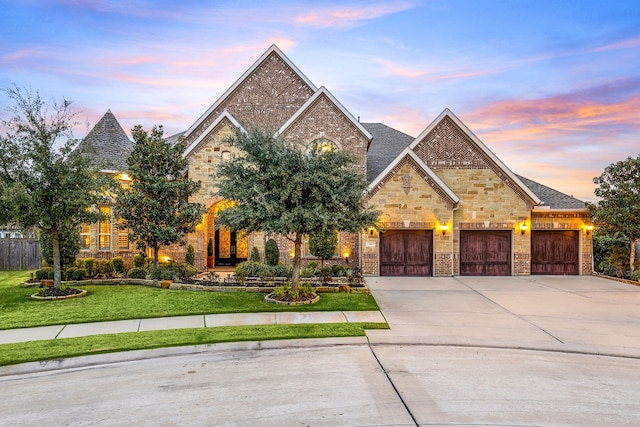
78,110,133,171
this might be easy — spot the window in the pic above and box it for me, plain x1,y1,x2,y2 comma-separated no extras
80,224,91,250
98,206,111,250
117,218,130,250
307,138,337,154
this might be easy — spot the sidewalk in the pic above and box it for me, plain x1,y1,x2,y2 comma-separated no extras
0,310,386,345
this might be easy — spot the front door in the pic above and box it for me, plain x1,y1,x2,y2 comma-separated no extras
215,227,248,266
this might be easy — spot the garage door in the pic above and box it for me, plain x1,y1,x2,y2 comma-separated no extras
531,230,579,275
460,230,511,276
380,230,433,276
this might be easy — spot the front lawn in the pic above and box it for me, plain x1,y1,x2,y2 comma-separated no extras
0,322,388,366
0,271,380,329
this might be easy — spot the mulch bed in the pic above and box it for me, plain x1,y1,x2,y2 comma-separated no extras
36,287,85,298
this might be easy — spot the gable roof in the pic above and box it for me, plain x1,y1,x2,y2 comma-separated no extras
362,122,415,183
517,175,587,210
368,149,460,209
183,110,244,159
276,86,372,143
78,109,133,172
411,109,541,207
183,45,318,139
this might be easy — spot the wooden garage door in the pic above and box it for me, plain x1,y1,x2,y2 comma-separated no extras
380,230,433,276
531,231,579,275
460,231,511,276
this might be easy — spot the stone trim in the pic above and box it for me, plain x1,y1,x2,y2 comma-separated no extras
531,222,584,230
380,221,436,229
459,222,515,229
368,154,458,209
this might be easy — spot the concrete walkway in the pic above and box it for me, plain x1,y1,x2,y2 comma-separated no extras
0,310,386,345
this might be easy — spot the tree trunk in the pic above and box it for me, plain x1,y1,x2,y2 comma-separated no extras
51,226,62,289
291,233,303,290
631,239,637,273
153,245,160,270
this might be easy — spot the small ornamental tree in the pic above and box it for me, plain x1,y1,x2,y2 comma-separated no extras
114,125,204,269
213,127,379,290
0,85,112,288
309,230,338,269
590,154,640,274
265,238,280,266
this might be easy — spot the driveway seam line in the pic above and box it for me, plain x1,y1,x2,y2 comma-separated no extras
454,277,565,344
366,337,419,427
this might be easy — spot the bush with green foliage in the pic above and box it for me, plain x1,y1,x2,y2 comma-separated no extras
64,267,77,280
35,267,54,281
71,268,87,281
309,230,338,268
630,270,640,282
250,246,261,262
234,261,272,279
271,263,291,278
127,268,147,279
320,266,333,282
39,225,80,270
98,260,114,278
185,244,195,266
112,256,125,274
332,264,345,277
84,258,97,278
176,264,197,281
301,261,318,277
265,239,280,266
133,254,146,268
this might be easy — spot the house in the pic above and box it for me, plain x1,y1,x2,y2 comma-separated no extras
80,45,593,276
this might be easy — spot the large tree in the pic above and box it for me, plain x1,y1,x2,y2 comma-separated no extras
0,85,111,288
114,125,204,268
590,154,640,274
213,127,379,289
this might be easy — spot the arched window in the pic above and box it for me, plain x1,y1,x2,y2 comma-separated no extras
307,138,337,154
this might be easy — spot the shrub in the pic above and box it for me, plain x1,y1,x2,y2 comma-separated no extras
320,266,333,282
84,258,97,278
176,264,197,281
149,268,162,280
133,254,146,268
301,261,318,277
185,244,195,266
98,260,114,278
265,239,280,266
332,264,345,277
128,268,147,279
631,270,640,282
234,261,272,278
112,256,125,274
160,269,176,281
35,267,54,281
75,258,85,268
64,267,77,280
71,268,87,281
271,263,291,278
250,246,261,262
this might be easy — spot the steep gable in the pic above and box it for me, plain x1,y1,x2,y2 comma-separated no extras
368,149,460,209
78,109,133,172
411,109,540,209
183,45,317,145
183,110,244,159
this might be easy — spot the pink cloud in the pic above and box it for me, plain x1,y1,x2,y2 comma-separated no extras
296,2,415,28
375,57,499,81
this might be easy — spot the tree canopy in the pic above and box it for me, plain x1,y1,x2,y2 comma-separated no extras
0,85,112,287
213,127,379,288
114,125,204,268
590,154,640,274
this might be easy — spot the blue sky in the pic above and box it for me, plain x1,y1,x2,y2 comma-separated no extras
1,0,639,201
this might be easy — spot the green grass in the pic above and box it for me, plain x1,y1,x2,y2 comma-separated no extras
0,271,380,330
0,322,389,366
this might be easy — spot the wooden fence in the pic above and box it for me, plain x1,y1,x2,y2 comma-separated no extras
0,238,42,270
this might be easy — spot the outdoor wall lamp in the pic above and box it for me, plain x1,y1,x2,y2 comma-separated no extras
440,224,449,235
519,223,528,235
585,225,594,236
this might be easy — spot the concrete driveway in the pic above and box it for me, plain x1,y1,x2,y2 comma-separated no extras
1,275,639,426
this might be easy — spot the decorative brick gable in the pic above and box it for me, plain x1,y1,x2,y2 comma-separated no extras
279,92,369,177
184,51,315,146
413,115,536,210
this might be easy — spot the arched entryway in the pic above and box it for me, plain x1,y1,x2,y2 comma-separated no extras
207,201,248,267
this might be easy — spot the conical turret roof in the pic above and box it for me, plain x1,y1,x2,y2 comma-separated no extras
79,110,133,171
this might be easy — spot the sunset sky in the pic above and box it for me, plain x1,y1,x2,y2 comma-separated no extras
1,0,639,201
